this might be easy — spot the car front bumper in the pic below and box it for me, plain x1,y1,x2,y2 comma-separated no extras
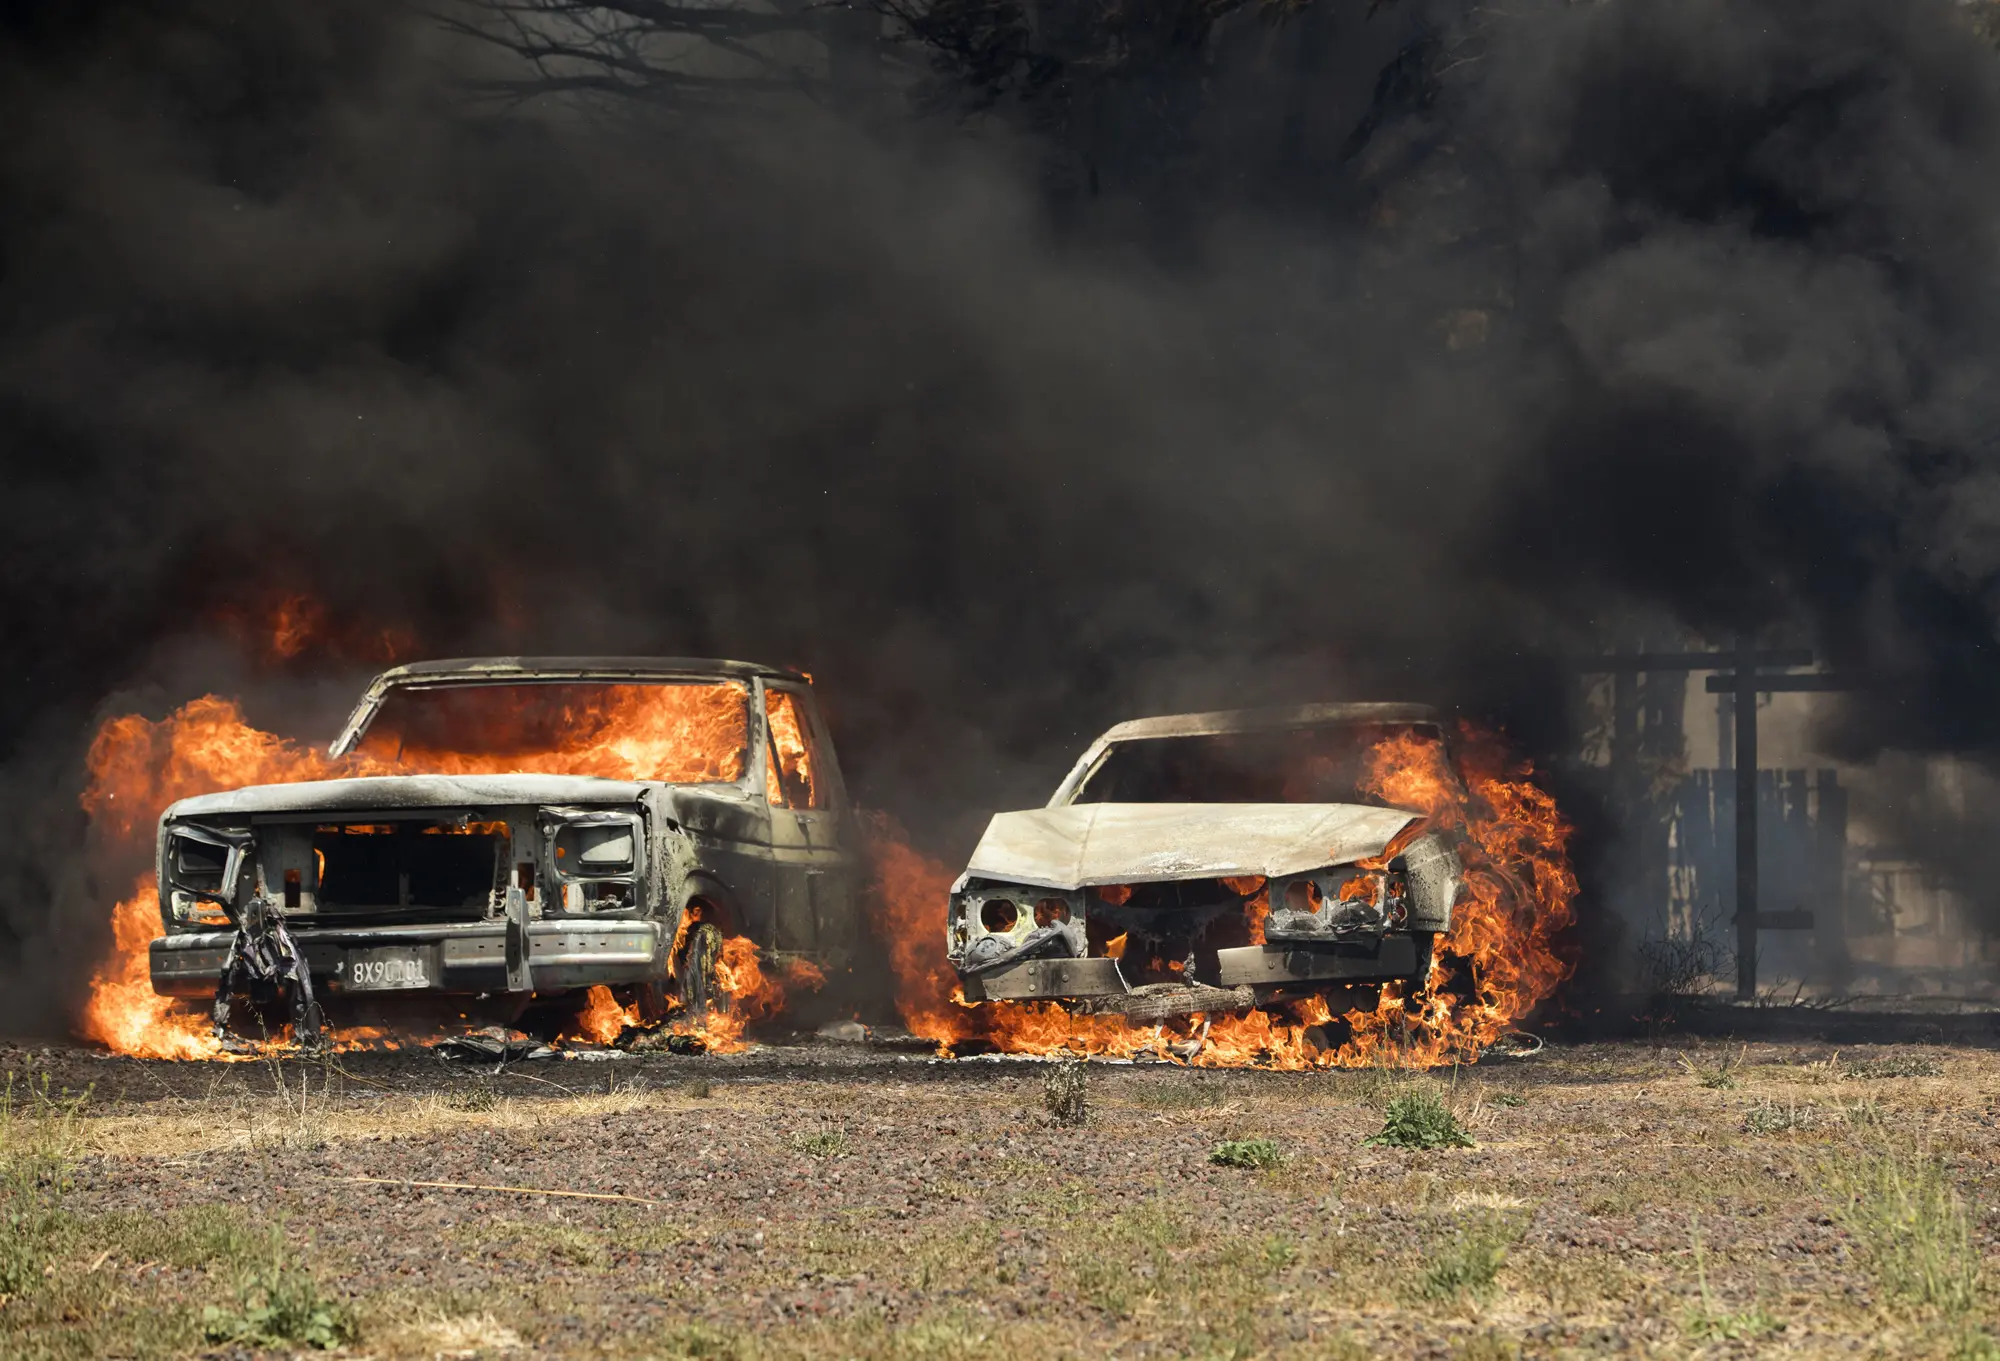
959,933,1425,1004
149,919,665,999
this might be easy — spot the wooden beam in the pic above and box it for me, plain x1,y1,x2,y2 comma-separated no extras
1735,637,1759,1000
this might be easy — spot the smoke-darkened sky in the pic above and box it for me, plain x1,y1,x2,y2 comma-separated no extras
5,0,2000,1027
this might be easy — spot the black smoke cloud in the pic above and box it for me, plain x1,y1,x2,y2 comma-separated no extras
4,0,2000,1030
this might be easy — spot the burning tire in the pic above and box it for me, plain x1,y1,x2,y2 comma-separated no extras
679,920,729,1017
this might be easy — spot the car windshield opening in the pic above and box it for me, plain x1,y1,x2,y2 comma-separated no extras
353,680,751,784
1072,722,1449,806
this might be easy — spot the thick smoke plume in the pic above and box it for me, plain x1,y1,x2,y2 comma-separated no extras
5,0,2000,1029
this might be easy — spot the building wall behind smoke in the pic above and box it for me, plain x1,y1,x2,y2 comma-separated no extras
1583,657,1999,998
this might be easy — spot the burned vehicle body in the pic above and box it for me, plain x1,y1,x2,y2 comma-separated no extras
947,704,1464,1020
149,658,857,1015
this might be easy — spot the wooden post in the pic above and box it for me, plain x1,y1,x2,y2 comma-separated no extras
1735,635,1760,999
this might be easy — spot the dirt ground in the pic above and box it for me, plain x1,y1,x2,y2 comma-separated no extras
3,1028,1997,1360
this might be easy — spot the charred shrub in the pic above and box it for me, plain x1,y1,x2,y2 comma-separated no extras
1043,1061,1088,1127
1366,1088,1474,1150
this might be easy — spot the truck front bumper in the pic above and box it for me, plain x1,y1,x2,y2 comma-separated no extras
149,919,665,998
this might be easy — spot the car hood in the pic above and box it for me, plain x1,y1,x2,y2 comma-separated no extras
956,802,1421,891
165,773,656,819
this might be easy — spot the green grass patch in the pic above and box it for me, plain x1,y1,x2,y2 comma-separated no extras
1,1071,90,1302
1683,1215,1782,1340
1209,1137,1284,1169
1366,1088,1474,1150
1418,1213,1523,1301
1820,1139,1982,1318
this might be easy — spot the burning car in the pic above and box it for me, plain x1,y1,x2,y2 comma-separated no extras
146,657,857,1035
946,703,1465,1022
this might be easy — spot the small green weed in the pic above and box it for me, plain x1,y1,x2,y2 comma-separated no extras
793,1123,851,1158
1678,1048,1743,1090
1743,1098,1821,1136
683,1076,714,1099
1419,1213,1522,1301
1954,1327,2000,1361
202,1263,356,1350
1366,1088,1474,1150
1209,1137,1284,1169
1684,1216,1782,1340
1261,1233,1300,1269
1489,1092,1527,1109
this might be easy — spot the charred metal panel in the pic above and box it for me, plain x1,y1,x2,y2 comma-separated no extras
1214,935,1422,988
963,956,1127,1000
1399,832,1460,932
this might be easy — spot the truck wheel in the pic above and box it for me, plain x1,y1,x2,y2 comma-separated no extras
679,920,728,1018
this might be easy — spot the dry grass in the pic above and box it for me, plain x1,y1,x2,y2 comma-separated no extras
6,1043,1999,1359
83,1081,674,1157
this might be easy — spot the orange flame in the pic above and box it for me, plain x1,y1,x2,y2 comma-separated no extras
862,723,1576,1069
763,688,818,806
570,985,640,1045
564,941,824,1052
81,883,225,1060
217,592,415,667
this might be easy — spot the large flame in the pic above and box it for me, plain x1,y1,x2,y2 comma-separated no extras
862,724,1576,1069
82,884,226,1060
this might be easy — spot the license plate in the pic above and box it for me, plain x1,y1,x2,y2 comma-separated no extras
342,947,433,991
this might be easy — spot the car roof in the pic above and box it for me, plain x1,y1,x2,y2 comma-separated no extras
370,656,806,685
1095,702,1443,744
328,657,807,757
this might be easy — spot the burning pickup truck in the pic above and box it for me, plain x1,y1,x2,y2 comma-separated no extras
146,657,856,1037
946,704,1465,1023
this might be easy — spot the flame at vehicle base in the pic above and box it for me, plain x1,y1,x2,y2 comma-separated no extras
563,944,825,1053
862,724,1577,1070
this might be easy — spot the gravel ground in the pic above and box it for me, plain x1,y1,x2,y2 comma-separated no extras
3,1031,1998,1359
